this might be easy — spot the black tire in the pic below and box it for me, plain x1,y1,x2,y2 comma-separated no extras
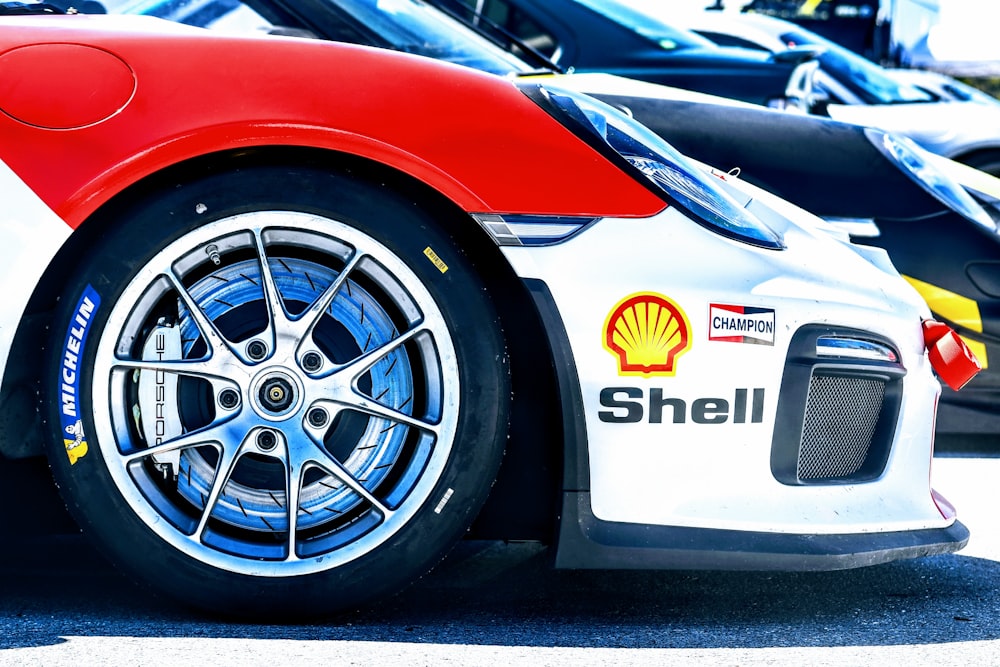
44,164,509,619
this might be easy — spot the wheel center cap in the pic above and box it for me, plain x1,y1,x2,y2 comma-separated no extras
250,368,302,419
260,377,293,411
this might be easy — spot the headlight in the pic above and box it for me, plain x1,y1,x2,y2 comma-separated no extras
520,83,784,250
866,128,995,231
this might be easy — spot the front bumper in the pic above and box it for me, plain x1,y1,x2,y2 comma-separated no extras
502,206,959,568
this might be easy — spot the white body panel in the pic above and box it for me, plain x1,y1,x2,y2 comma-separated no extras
502,201,949,535
0,161,71,375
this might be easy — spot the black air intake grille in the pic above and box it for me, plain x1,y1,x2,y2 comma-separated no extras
797,375,887,481
771,325,904,486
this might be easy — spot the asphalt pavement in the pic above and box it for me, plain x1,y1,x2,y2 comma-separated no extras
0,448,998,666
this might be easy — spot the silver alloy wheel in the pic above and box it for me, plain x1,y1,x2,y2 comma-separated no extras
90,210,460,575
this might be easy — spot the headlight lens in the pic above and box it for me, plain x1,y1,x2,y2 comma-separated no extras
866,128,995,231
522,83,784,249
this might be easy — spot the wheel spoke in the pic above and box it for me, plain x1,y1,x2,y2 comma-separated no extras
251,228,293,344
289,430,394,519
121,427,221,465
283,455,305,562
316,396,438,435
192,434,251,542
334,323,424,381
165,269,243,365
294,250,364,342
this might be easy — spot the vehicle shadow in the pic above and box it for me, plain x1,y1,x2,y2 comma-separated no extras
0,536,997,651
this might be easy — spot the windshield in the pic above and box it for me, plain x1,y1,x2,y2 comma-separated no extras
778,28,934,105
325,0,531,73
106,0,533,75
574,0,716,51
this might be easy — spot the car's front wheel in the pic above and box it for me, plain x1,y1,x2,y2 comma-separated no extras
44,164,509,619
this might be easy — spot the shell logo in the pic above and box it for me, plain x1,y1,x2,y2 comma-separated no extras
603,292,692,376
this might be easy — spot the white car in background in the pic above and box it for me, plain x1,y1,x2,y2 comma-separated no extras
888,0,1000,77
888,67,1000,106
633,6,1000,175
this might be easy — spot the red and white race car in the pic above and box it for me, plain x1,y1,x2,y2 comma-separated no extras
0,14,977,618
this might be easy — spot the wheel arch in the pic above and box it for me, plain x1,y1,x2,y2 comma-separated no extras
0,145,562,542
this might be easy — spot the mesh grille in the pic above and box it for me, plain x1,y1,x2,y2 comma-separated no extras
797,375,886,481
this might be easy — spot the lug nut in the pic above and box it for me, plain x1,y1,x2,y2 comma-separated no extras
257,430,278,451
307,407,329,428
246,340,268,361
218,389,240,410
302,351,323,372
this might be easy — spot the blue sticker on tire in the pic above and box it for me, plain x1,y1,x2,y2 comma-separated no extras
59,285,100,465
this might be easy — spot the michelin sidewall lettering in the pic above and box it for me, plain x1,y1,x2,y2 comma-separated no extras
58,285,100,465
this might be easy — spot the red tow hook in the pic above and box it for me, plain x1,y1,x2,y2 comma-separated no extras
922,320,982,391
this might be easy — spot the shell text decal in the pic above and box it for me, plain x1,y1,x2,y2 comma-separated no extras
598,387,765,424
604,292,691,376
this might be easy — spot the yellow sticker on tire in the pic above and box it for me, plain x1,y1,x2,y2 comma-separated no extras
424,246,448,274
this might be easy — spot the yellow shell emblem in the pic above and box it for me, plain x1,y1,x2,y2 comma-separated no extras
604,293,692,376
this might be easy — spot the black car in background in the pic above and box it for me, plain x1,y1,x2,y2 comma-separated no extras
430,0,819,109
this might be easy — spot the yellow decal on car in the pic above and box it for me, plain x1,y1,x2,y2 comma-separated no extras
799,0,825,16
927,152,1000,202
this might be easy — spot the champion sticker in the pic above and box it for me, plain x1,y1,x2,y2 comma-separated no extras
59,285,100,465
709,304,775,346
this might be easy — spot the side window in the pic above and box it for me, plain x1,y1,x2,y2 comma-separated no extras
454,0,562,61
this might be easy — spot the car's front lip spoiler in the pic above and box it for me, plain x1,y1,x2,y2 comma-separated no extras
554,490,970,571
